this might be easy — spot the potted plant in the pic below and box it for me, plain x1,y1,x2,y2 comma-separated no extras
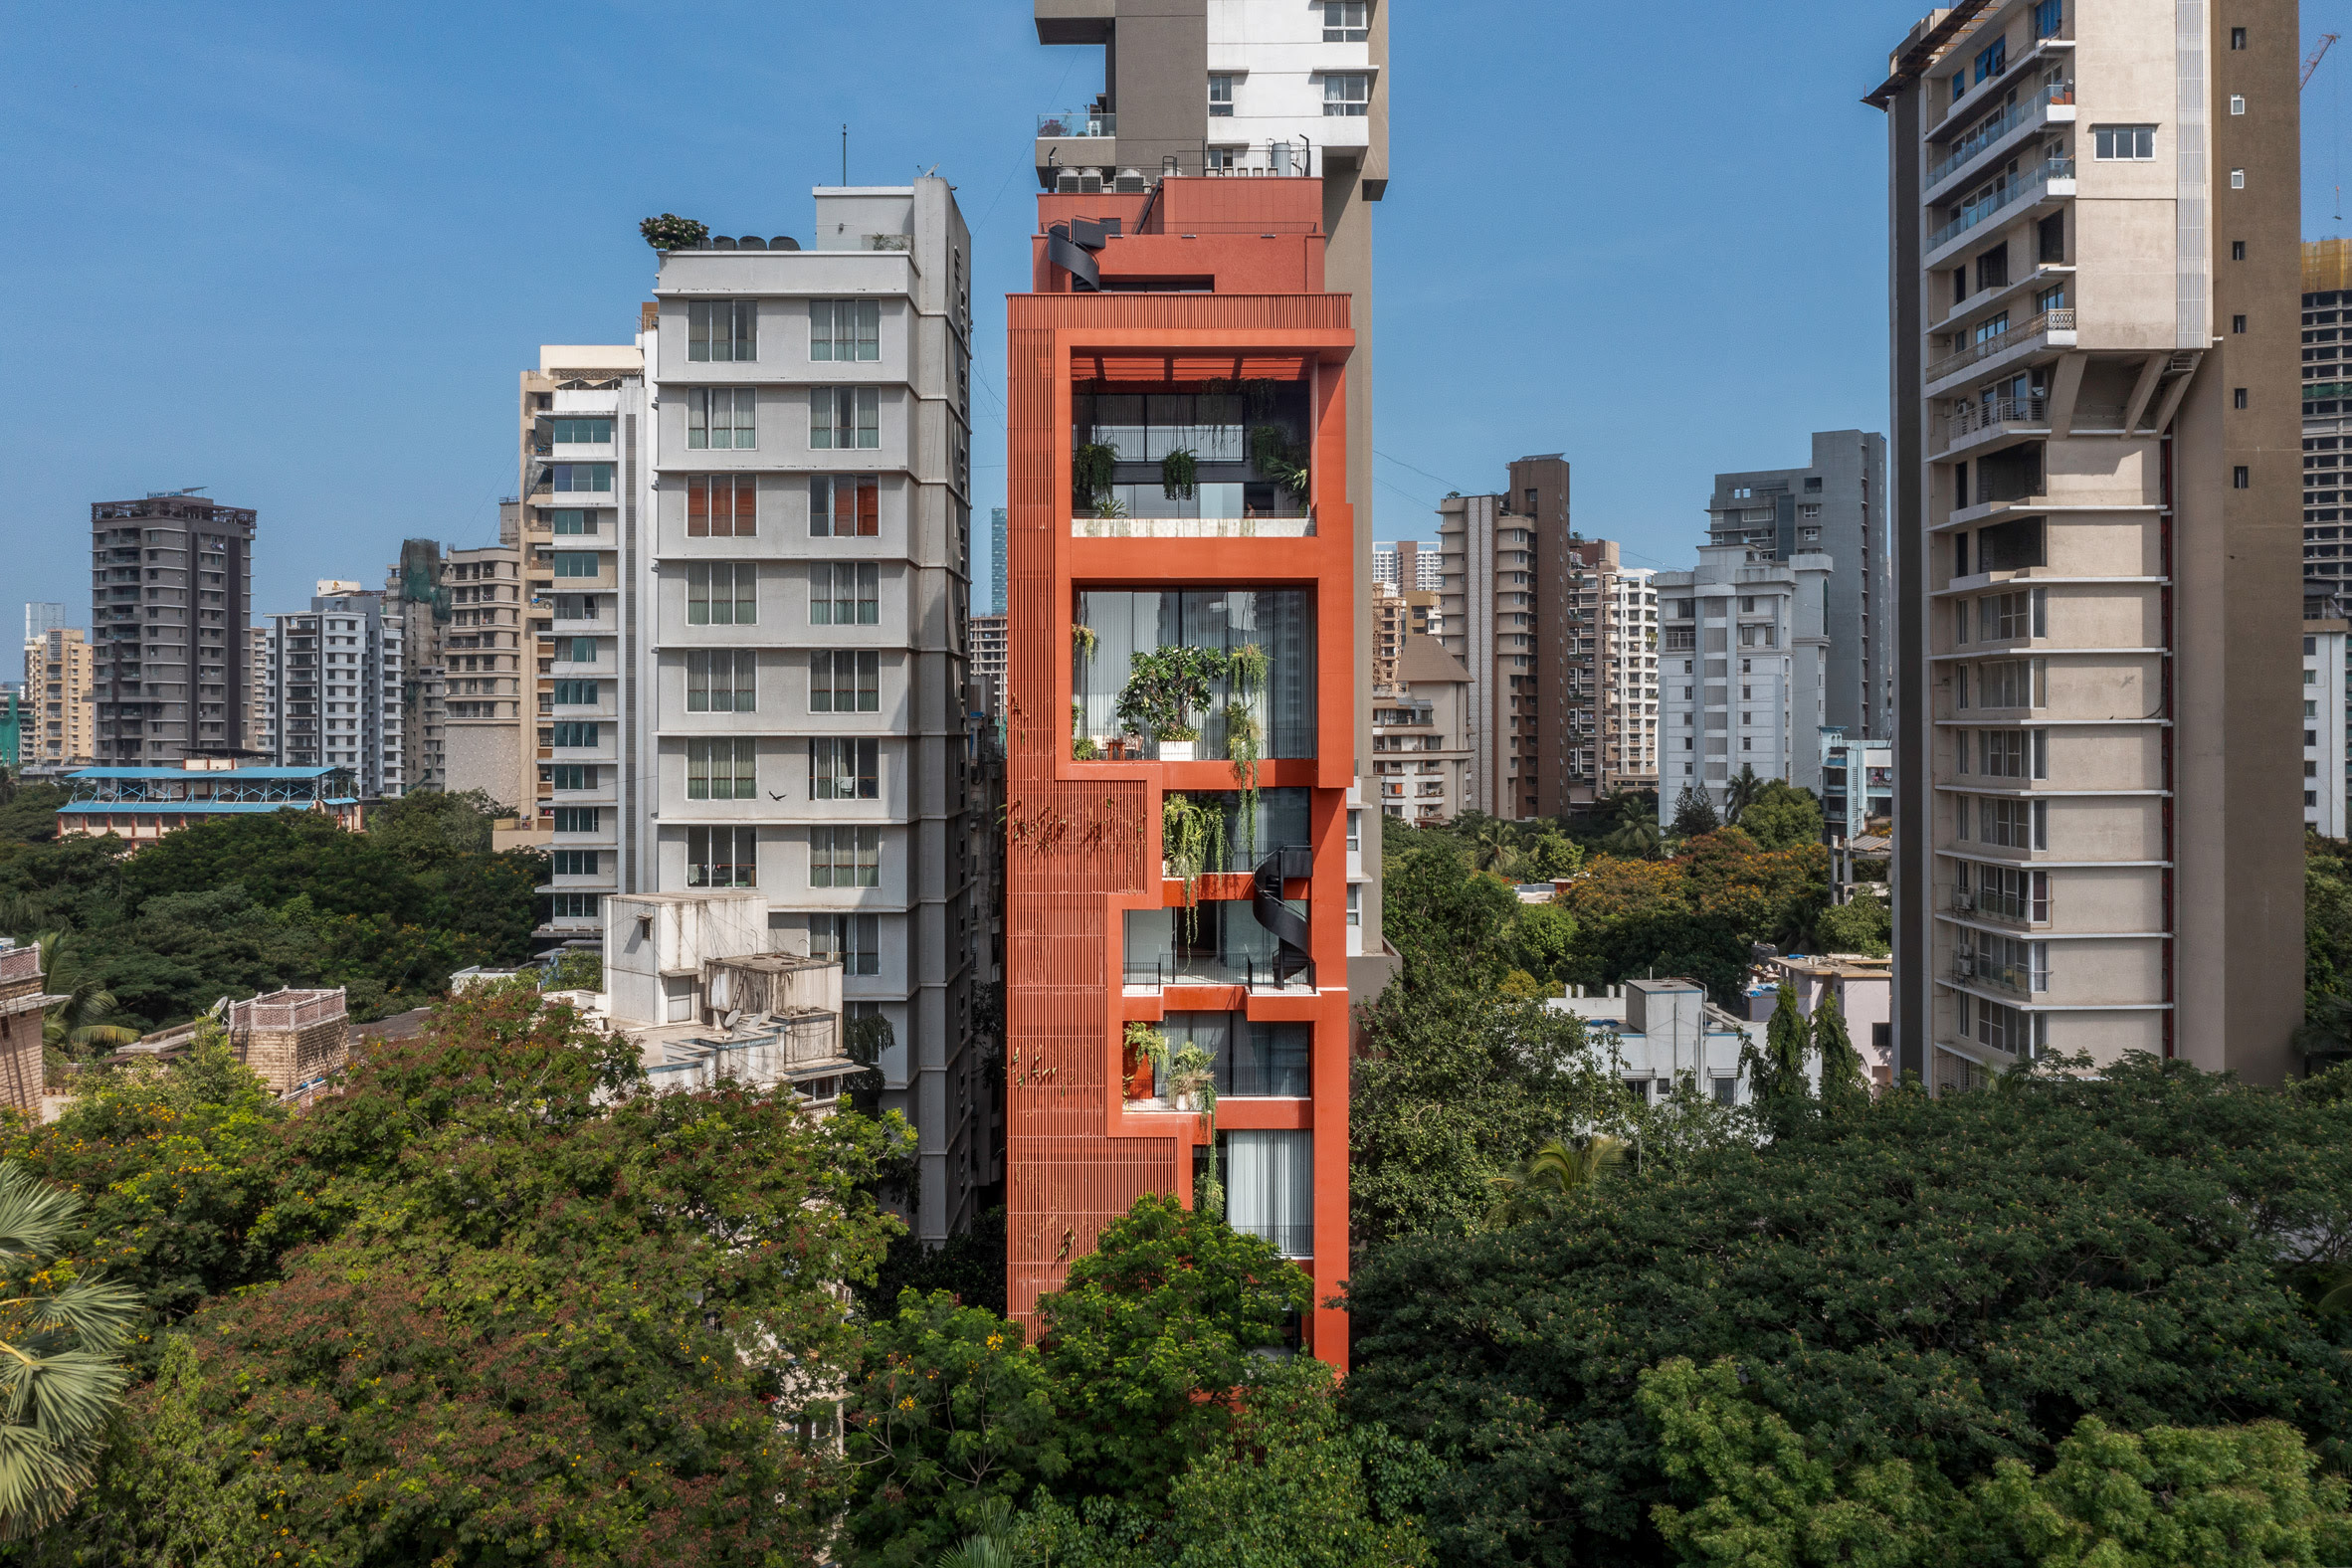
1166,1041,1217,1118
1117,646,1228,763
1072,701,1099,760
1160,447,1198,500
1248,425,1309,504
639,213,709,251
1161,792,1227,913
1073,442,1118,510
1124,1020,1170,1101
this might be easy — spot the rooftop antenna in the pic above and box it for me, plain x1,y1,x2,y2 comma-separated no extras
841,123,848,186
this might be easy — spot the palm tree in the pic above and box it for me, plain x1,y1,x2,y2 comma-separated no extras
0,1160,137,1536
1722,764,1765,826
1484,1135,1628,1227
1812,991,1867,1103
32,934,137,1060
1470,817,1521,878
1601,797,1663,859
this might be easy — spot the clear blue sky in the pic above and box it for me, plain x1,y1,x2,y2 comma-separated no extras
5,0,2350,640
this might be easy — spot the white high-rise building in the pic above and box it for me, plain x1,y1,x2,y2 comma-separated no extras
260,582,404,798
1655,544,1832,827
634,179,985,1244
1600,567,1661,790
2305,616,2349,839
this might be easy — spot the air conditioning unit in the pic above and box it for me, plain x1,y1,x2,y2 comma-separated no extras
1953,891,1975,912
1955,954,1976,979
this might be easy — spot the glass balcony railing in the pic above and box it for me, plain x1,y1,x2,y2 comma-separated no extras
1927,308,2075,383
1926,79,2076,190
1928,158,2074,252
1038,110,1114,138
1946,394,2048,444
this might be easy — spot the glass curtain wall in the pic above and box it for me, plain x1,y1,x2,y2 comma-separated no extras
1222,1130,1313,1257
1073,384,1309,520
1123,900,1304,986
1156,1012,1311,1096
1076,589,1315,759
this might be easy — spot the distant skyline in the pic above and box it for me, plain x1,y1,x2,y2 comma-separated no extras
7,0,2352,641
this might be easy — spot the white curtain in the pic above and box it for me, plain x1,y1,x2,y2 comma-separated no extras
1225,1131,1312,1258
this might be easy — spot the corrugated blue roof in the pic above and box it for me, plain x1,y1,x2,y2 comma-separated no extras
67,767,342,780
61,800,359,815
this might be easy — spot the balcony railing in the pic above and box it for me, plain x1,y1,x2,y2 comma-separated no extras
1038,110,1115,138
1121,956,1317,993
1926,79,2076,190
1927,308,2076,383
1946,394,2048,443
1955,954,2048,996
1928,158,2074,252
1074,514,1314,539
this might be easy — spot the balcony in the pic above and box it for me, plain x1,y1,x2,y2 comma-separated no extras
1954,952,2047,998
1926,308,2076,387
1926,159,2075,262
1944,395,2048,456
1121,956,1315,994
1075,513,1313,539
1037,110,1114,138
1925,78,2076,199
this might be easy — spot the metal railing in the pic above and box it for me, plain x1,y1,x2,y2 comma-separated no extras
1927,80,2076,189
1957,954,2048,995
1927,308,2076,383
1038,111,1115,137
1947,394,2048,443
1928,158,2074,252
1073,515,1314,539
1120,956,1316,993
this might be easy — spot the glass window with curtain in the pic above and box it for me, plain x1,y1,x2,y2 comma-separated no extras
688,388,756,449
811,825,881,887
811,736,879,799
551,508,596,535
686,650,756,713
1075,589,1315,759
810,387,881,450
811,562,880,626
551,464,615,493
1222,1130,1312,1257
563,638,598,664
809,299,882,362
686,737,756,800
687,475,757,538
688,299,757,362
551,680,598,705
1160,1012,1309,1097
810,651,881,712
551,418,612,444
686,562,757,626
553,552,598,578
809,912,881,975
810,475,881,536
686,825,756,887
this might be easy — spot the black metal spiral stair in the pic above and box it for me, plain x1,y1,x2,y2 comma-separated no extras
1251,846,1314,986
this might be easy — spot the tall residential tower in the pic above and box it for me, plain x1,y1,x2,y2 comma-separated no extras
1873,0,2301,1085
89,493,254,763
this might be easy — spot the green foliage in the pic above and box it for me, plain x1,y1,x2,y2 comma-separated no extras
1738,780,1825,852
1505,901,1578,991
548,946,601,991
1749,983,1814,1106
1036,1195,1310,1510
1246,425,1308,498
1376,833,1520,992
1482,1135,1626,1228
857,1206,1010,1321
2303,836,2352,1059
1811,991,1868,1107
1670,787,1720,839
39,985,909,1563
843,1291,1067,1567
1074,443,1119,506
1814,888,1892,957
1160,793,1226,908
0,1161,137,1536
0,786,64,848
1640,1355,2352,1568
1117,647,1229,743
1159,447,1197,499
1722,763,1766,826
1342,1058,2352,1566
638,211,708,250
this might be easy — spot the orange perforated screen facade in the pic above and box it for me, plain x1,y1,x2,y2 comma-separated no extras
1005,181,1355,1367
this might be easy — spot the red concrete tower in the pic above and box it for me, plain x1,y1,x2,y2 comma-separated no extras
1004,178,1355,1367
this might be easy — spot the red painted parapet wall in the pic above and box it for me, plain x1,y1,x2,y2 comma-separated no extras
1005,182,1356,1368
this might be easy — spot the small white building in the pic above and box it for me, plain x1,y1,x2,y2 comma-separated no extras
1656,543,1833,829
1552,977,1764,1106
1768,953,1895,1091
2305,618,2349,839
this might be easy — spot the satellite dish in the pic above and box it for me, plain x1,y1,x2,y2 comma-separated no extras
206,996,230,1019
721,1009,742,1031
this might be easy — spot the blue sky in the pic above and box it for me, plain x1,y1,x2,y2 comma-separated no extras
5,0,2350,642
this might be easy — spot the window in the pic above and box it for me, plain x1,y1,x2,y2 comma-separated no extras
686,650,757,712
686,562,756,626
1204,145,1238,170
2033,0,2061,38
1978,795,2039,848
2232,240,2247,261
1346,883,1361,927
2233,313,2249,333
552,850,599,876
1346,808,1360,852
686,474,756,537
552,680,599,705
1738,623,1777,648
811,386,881,449
2231,168,2246,189
2230,94,2246,115
1979,589,2044,642
551,764,597,790
1973,37,2006,84
687,825,756,888
551,891,600,918
1978,728,2031,778
2236,387,2249,409
809,299,881,362
811,562,880,626
551,418,612,445
809,474,880,537
2092,124,2156,160
1958,992,2046,1058
554,806,599,832
2232,25,2247,48
1322,73,1369,115
688,299,756,362
2235,467,2251,490
563,637,598,663
687,388,756,449
550,464,614,492
810,913,880,975
811,825,881,887
1209,74,1235,115
811,651,881,712
551,721,599,747
1322,0,1367,41
811,737,880,800
686,737,757,800
553,551,598,578
1224,1130,1312,1258
551,508,597,535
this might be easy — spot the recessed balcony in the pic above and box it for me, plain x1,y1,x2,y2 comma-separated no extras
1942,395,2049,458
1925,158,2074,269
1924,76,2076,202
1037,109,1113,138
1925,307,2076,392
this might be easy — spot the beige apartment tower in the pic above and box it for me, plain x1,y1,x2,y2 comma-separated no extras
1873,0,2302,1085
22,630,96,775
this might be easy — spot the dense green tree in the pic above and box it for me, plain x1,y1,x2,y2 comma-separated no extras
857,1204,1008,1319
1749,983,1813,1105
1737,781,1824,853
1482,1134,1627,1228
1812,889,1891,957
1810,991,1867,1106
0,787,64,849
1505,901,1578,989
1670,788,1719,839
1342,1059,2352,1567
1722,764,1766,826
1377,835,1520,990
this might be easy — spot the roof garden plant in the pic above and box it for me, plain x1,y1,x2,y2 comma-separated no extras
1117,646,1228,745
638,214,708,251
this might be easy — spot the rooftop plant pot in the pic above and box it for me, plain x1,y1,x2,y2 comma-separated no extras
1159,739,1196,763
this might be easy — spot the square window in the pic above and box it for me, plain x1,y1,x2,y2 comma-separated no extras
1321,72,1369,115
2230,95,2246,115
2231,168,2247,189
809,299,881,363
2092,123,2157,161
2232,25,2248,48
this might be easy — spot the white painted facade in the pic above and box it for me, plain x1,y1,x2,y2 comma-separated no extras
1655,545,1833,827
2306,620,2349,839
1204,0,1377,173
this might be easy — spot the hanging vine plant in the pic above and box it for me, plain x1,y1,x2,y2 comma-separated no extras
1247,425,1309,502
1161,447,1198,500
1167,1041,1218,1125
1162,792,1228,923
1073,442,1118,508
1072,700,1098,760
1124,1019,1171,1093
1072,622,1098,662
1244,376,1280,419
1225,642,1269,865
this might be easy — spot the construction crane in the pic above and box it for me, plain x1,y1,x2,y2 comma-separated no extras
2304,32,2338,90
